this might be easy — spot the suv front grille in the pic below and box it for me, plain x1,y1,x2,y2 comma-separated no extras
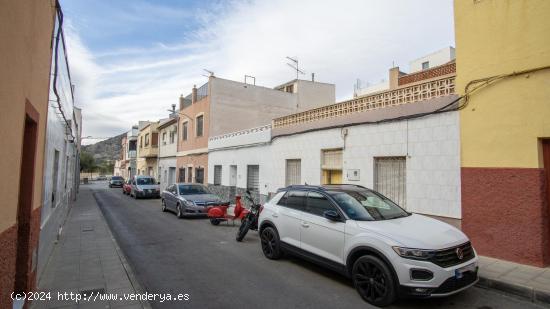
430,242,475,268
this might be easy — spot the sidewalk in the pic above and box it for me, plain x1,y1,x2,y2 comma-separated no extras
31,186,149,309
478,256,550,305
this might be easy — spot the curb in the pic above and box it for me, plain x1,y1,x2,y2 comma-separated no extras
477,275,550,306
93,191,152,309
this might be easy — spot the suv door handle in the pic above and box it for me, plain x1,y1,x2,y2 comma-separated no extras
301,222,309,228
272,213,278,218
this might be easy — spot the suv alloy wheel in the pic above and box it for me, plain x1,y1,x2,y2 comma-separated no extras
260,226,282,259
352,255,397,307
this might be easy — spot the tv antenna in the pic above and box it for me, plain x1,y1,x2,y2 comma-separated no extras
286,56,305,79
202,69,214,78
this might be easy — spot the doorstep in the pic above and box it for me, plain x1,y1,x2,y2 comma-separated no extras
477,255,550,305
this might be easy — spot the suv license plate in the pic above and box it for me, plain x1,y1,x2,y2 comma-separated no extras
455,262,476,279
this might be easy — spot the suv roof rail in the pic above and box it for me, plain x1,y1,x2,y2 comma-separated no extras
321,184,368,189
280,185,326,191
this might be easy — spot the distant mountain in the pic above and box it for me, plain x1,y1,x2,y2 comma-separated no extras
82,133,124,163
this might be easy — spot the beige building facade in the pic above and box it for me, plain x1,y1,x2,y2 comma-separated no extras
137,121,160,178
0,1,61,307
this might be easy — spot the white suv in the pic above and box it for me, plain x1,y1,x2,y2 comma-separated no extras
258,184,478,307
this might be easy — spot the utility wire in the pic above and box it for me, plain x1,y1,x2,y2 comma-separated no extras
52,0,76,142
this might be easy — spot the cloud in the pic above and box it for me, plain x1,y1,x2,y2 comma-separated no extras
64,0,454,142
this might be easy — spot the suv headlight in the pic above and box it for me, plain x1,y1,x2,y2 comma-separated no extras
183,200,194,207
392,247,435,260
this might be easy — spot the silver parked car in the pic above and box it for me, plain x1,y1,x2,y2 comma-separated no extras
130,175,160,199
161,183,227,218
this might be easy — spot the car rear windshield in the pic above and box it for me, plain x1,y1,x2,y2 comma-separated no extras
137,178,156,185
112,176,123,180
178,184,210,195
330,190,410,221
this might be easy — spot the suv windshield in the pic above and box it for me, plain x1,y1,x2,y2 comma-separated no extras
111,176,123,180
137,177,156,185
178,184,210,195
331,190,409,221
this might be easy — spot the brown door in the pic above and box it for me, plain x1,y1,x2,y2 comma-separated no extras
14,112,38,295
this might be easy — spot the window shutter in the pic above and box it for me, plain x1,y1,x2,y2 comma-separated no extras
285,159,301,186
247,165,259,191
374,157,407,207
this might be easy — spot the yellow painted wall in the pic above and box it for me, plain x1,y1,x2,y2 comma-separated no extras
454,0,550,168
137,122,160,177
0,1,55,232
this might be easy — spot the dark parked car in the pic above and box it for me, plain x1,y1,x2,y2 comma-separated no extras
161,183,226,218
109,176,124,188
130,175,160,199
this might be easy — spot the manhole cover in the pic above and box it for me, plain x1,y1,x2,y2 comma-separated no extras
81,226,94,232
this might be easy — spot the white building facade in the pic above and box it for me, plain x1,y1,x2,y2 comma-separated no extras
158,117,178,191
208,59,461,223
207,112,460,220
38,12,82,277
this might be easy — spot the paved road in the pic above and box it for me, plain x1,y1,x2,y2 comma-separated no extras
90,183,546,309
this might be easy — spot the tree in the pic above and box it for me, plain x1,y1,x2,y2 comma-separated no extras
80,152,96,178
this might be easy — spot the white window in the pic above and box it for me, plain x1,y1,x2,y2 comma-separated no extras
285,159,301,186
213,165,222,185
247,165,259,192
374,157,406,207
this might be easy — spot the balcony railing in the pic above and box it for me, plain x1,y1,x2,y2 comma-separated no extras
127,150,137,159
139,145,158,158
273,75,455,129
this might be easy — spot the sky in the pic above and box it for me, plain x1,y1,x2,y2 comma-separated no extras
60,0,455,145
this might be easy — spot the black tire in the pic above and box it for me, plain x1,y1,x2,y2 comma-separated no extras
210,219,220,225
352,255,397,307
176,204,183,218
161,199,167,212
260,226,282,259
236,217,253,241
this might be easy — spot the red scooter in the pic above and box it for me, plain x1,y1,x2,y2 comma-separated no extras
207,196,249,225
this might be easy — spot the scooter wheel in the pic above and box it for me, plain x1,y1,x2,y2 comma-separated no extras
210,219,220,225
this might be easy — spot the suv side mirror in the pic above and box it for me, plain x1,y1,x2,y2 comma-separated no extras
323,210,341,221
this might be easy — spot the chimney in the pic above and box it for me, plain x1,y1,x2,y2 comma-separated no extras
389,67,401,90
179,94,184,110
191,85,197,103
